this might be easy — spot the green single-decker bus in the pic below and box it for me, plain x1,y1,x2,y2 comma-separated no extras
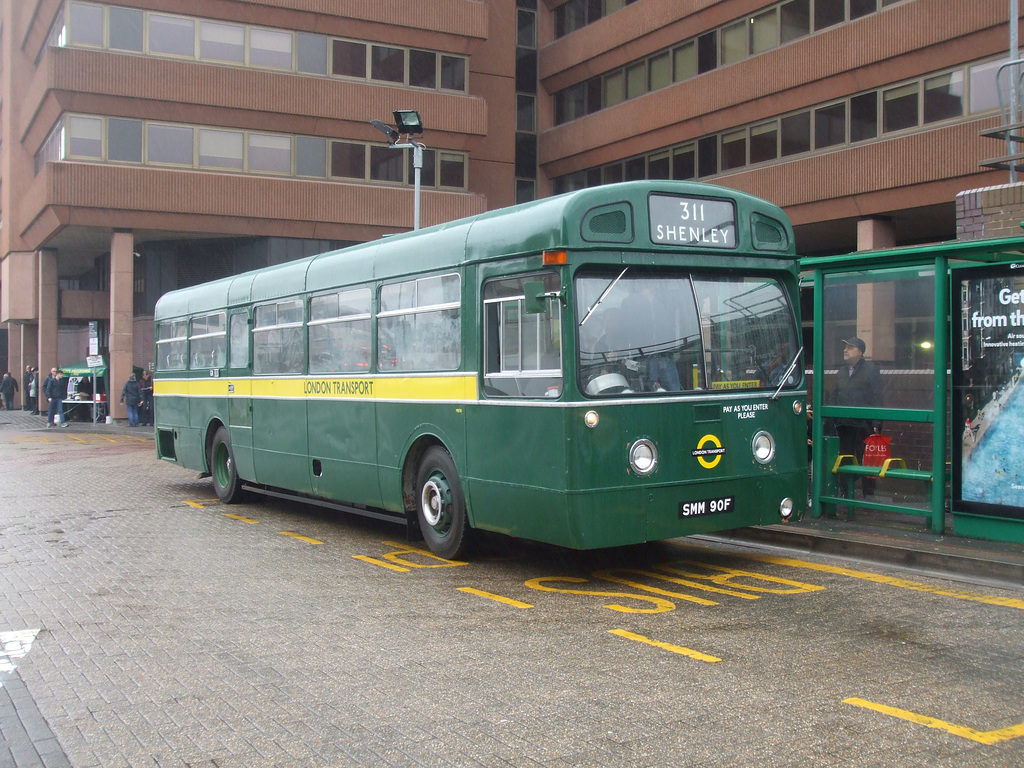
154,181,807,558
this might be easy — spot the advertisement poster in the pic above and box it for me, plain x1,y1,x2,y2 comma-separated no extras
953,263,1024,519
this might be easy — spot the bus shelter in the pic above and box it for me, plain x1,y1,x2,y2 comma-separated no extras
805,236,1024,541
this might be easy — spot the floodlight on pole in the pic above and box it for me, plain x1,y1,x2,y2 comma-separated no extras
369,110,426,230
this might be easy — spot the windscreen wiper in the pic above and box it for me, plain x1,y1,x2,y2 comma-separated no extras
771,346,803,401
580,268,628,327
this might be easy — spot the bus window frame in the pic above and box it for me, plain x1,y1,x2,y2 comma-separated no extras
482,269,564,399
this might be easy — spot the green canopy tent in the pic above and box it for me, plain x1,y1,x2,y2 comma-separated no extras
59,357,109,421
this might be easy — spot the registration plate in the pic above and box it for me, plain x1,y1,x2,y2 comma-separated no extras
679,496,735,519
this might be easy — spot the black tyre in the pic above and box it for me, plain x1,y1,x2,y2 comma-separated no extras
209,426,244,503
415,446,469,559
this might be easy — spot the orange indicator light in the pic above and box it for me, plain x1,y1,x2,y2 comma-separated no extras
542,250,567,265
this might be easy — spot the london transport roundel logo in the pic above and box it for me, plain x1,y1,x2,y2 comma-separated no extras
692,434,726,469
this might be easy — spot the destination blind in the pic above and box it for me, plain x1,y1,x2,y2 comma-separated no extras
648,194,736,248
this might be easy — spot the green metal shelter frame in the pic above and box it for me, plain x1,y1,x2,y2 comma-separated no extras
805,235,1024,535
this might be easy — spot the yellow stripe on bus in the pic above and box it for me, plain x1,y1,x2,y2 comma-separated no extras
155,375,478,401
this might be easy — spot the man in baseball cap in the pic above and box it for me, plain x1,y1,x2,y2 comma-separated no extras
833,336,883,501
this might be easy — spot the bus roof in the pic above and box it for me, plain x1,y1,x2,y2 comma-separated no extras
155,181,793,320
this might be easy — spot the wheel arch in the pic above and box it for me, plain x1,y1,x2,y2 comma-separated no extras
401,434,474,528
203,417,227,473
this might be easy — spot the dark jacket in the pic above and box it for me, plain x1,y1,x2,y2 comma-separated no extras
42,375,63,402
0,375,18,397
833,357,883,430
121,377,142,404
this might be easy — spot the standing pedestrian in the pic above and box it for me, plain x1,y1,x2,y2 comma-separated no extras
832,337,883,497
43,368,68,427
28,368,38,414
139,369,154,426
23,365,33,410
0,372,19,411
120,373,142,427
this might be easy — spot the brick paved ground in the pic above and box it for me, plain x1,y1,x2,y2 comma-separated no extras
3,415,1024,767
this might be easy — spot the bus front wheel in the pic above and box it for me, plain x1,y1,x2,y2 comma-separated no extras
415,447,469,559
209,426,244,503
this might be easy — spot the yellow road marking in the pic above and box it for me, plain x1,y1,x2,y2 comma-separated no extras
525,576,679,612
742,552,1024,610
844,698,1024,745
458,587,533,609
673,542,1024,610
280,531,322,545
609,629,721,663
224,513,258,524
352,555,410,572
377,541,469,569
183,500,215,508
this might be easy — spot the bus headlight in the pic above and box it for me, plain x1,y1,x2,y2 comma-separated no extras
584,410,600,428
792,400,803,415
780,497,795,519
629,439,658,476
751,431,775,464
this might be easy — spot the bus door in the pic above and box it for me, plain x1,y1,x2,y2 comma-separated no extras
466,271,567,537
225,310,254,481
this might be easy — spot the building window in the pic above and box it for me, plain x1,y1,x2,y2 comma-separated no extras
721,129,747,170
296,136,327,177
850,92,878,142
721,21,747,66
108,6,143,52
369,145,403,182
67,116,102,158
673,145,696,179
850,0,878,20
780,0,811,43
200,21,245,63
69,2,104,47
439,153,466,188
924,72,963,123
108,118,143,162
750,121,778,164
517,94,536,132
697,136,718,177
441,55,467,91
813,0,844,30
780,112,811,156
371,45,405,83
332,40,367,78
148,14,195,57
648,151,670,179
882,82,919,133
751,8,779,54
147,124,194,165
331,142,366,179
814,103,846,148
250,28,292,69
296,33,328,75
198,129,244,169
249,134,292,174
410,50,437,88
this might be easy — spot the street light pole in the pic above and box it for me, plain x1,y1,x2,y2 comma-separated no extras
370,110,425,230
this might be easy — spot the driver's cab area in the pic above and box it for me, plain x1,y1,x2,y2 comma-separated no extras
576,268,799,397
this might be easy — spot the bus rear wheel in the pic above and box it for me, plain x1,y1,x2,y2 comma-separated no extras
415,446,469,560
209,426,244,503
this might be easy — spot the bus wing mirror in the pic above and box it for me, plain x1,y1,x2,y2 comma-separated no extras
524,281,564,314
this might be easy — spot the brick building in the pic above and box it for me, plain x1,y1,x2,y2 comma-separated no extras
0,0,1019,416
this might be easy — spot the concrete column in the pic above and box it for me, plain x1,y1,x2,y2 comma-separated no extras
856,217,895,252
854,218,897,362
38,249,58,386
110,231,135,421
